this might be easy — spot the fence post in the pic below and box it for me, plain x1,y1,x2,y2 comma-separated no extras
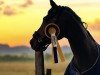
46,69,52,75
35,51,45,75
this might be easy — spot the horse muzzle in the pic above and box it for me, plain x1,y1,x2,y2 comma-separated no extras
30,31,50,51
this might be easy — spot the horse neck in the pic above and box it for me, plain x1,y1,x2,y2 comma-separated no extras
65,22,98,71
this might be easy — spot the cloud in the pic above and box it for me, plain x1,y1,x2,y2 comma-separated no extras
1,0,34,16
19,0,33,8
3,5,16,16
26,0,33,5
0,0,4,5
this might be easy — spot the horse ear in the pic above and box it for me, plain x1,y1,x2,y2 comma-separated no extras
50,0,57,8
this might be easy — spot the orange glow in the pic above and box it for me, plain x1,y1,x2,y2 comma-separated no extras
0,0,100,47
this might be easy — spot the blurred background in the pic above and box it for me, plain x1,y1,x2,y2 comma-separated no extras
0,0,100,75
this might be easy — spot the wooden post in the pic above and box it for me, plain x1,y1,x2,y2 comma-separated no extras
46,69,52,75
35,51,45,75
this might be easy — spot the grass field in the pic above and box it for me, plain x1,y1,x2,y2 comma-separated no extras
0,60,71,75
0,53,72,75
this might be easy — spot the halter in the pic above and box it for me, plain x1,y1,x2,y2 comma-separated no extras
32,31,49,51
45,23,60,38
32,8,62,51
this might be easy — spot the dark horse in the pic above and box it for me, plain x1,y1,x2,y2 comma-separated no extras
30,0,100,75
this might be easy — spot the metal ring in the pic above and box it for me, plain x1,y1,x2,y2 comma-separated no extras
44,23,60,38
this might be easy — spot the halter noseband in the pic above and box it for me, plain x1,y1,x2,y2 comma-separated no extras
32,31,49,51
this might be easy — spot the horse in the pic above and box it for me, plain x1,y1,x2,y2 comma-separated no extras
30,0,100,75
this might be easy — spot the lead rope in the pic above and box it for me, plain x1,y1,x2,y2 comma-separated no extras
49,27,65,63
45,23,65,63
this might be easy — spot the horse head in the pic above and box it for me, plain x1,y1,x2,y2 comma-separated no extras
30,0,83,51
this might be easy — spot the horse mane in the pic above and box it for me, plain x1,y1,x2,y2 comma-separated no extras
62,6,82,23
61,6,96,43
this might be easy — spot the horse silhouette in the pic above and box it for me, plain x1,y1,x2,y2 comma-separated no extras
30,0,100,75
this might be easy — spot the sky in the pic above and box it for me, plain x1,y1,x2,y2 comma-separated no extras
0,0,100,47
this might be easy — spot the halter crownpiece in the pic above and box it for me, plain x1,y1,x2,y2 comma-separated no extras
45,23,65,63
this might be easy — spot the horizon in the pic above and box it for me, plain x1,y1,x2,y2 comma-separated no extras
0,0,100,47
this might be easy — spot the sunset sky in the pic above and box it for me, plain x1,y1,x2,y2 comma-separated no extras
0,0,100,47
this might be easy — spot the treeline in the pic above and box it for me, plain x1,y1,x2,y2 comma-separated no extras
0,54,34,62
0,53,72,62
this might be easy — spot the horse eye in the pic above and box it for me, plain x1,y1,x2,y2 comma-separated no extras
38,38,42,43
43,17,46,20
